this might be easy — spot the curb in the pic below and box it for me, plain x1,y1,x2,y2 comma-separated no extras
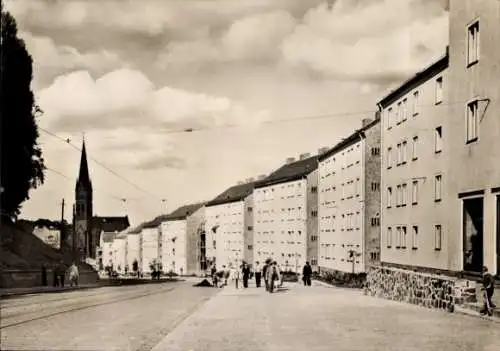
454,305,500,324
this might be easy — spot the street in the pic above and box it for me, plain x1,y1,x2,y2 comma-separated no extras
2,280,499,351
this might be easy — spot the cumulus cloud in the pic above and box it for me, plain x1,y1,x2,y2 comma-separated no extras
280,0,449,83
38,68,269,133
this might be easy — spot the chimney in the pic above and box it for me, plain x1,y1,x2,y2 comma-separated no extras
317,147,329,155
257,174,267,180
299,152,311,160
285,157,296,164
362,118,373,127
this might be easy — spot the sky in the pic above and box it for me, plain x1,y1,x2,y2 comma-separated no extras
6,0,449,226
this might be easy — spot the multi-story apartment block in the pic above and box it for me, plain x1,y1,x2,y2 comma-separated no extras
318,117,381,275
160,203,205,275
185,203,207,275
205,180,261,269
140,224,162,274
112,232,127,273
98,231,116,270
378,52,450,271
253,154,319,272
126,230,142,273
446,0,500,276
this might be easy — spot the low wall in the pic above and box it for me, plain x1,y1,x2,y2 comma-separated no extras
0,269,99,289
364,266,477,312
317,266,367,288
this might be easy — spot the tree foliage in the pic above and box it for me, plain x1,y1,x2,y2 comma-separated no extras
1,6,45,220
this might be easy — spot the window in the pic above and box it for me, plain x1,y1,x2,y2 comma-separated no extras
435,126,443,153
434,225,442,250
311,186,318,193
387,187,393,208
397,102,402,124
435,77,443,104
402,98,408,121
412,91,419,115
402,183,407,206
396,185,402,207
387,108,393,129
311,258,318,266
412,136,418,160
387,227,392,248
412,226,418,249
371,217,380,226
247,226,253,231
371,147,380,156
371,182,380,191
434,175,442,202
402,141,407,163
466,100,479,142
412,180,418,205
247,207,253,212
311,210,318,217
467,20,480,66
248,245,253,250
396,226,401,248
311,235,318,242
387,147,393,168
402,226,407,248
396,143,402,165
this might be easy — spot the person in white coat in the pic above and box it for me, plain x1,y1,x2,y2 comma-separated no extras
68,262,79,287
231,265,240,289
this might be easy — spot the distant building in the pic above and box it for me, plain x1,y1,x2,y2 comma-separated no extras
160,203,206,276
126,229,142,274
446,0,500,276
378,52,449,272
73,139,130,261
318,119,381,275
112,232,128,273
205,179,260,269
99,231,116,270
140,224,162,274
253,154,319,272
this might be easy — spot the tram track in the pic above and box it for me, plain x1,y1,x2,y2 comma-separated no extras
0,286,177,330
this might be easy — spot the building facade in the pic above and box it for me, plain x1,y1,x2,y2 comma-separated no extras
161,219,186,274
99,231,115,270
205,180,258,269
112,233,127,273
378,54,450,271
126,232,142,273
253,155,319,272
140,226,161,274
446,0,500,276
318,118,381,275
185,205,206,275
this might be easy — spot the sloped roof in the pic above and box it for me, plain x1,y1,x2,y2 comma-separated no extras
142,214,171,229
101,232,116,243
206,181,257,207
255,155,318,189
164,202,206,221
93,216,130,232
319,118,381,161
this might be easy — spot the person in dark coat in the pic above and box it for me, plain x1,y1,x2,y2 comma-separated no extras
302,261,312,287
262,262,269,291
241,263,250,288
480,266,496,315
254,261,262,288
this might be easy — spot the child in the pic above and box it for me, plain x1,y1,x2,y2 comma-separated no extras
480,266,496,316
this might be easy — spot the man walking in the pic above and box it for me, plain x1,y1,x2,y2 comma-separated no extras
242,263,250,288
231,265,240,289
262,261,269,291
254,261,262,288
69,262,79,287
302,261,312,287
480,266,496,316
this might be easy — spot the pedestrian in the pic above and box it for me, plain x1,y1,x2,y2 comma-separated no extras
302,261,312,287
266,261,280,293
263,261,269,291
480,266,496,316
69,262,79,287
254,261,262,288
223,265,230,286
231,265,240,289
242,263,250,288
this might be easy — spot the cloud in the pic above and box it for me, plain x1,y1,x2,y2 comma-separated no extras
280,0,449,83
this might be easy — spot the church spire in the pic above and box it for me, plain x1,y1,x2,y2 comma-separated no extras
76,138,92,190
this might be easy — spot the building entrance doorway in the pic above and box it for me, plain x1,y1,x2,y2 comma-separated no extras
463,197,484,273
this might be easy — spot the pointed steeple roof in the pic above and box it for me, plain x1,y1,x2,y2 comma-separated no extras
76,138,92,189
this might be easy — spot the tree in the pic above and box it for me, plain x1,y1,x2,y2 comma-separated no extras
0,6,45,220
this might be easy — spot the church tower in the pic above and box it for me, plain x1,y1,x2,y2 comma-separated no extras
74,139,93,258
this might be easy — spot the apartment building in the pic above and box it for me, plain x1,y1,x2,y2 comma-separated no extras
318,118,381,275
160,203,205,275
446,0,500,276
253,154,319,272
205,179,262,269
126,230,142,273
98,231,116,270
112,232,127,273
378,52,450,271
185,203,207,275
140,225,162,274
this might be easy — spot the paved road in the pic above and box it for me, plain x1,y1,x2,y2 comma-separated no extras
2,279,499,351
1,280,219,351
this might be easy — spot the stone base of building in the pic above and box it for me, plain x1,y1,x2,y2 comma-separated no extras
364,265,477,312
317,266,367,289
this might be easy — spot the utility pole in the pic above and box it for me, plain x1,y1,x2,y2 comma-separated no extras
60,199,65,248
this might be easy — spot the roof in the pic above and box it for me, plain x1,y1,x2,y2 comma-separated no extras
76,139,92,190
255,155,318,189
101,232,116,243
318,118,381,161
142,214,171,229
377,50,449,108
164,202,206,221
206,182,257,207
93,216,130,232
